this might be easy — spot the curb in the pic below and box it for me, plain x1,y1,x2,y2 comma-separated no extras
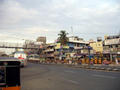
29,62,120,72
72,65,120,72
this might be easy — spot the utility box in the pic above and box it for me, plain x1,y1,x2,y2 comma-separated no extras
0,57,20,90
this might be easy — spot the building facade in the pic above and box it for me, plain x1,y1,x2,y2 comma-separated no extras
103,35,120,54
36,37,46,44
103,35,120,61
44,43,55,60
54,36,92,60
90,41,103,53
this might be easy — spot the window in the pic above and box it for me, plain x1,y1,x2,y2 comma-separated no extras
116,45,118,48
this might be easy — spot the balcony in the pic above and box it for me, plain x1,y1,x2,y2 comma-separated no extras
74,46,83,49
45,49,54,52
54,51,60,56
45,54,54,57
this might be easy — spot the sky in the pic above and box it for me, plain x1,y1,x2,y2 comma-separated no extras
0,0,120,43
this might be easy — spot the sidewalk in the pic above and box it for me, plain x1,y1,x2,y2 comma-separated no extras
93,64,120,67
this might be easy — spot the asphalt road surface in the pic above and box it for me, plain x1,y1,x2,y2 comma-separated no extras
21,63,120,90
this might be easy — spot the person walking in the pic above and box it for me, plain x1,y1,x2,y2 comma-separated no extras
115,58,119,64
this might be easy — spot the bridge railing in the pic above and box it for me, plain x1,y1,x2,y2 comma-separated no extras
0,42,41,49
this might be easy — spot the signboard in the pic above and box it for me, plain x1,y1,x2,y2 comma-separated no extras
105,38,120,45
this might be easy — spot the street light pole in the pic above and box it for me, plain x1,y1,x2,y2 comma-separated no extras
88,46,91,65
110,45,112,62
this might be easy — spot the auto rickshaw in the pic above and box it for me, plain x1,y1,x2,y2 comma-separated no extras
0,57,20,90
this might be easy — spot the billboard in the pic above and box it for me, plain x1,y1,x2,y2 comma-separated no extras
105,38,120,45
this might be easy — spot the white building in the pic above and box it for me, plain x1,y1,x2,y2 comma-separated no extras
103,35,120,54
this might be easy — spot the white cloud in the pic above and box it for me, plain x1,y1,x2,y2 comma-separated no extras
21,27,58,43
24,27,50,34
0,0,120,42
0,0,39,25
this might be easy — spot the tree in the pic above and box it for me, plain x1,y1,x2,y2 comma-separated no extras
57,30,69,46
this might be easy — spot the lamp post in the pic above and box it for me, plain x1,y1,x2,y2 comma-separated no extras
110,45,113,62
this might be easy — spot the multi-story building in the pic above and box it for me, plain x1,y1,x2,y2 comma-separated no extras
90,37,103,53
68,36,88,52
103,35,120,60
36,37,46,44
54,36,93,60
54,43,69,60
68,36,93,57
103,35,120,53
44,43,55,60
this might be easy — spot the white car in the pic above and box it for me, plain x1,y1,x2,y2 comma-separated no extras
14,51,27,67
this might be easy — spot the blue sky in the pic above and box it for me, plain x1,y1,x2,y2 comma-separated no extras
0,0,120,43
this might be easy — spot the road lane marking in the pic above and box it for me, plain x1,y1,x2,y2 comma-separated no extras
66,79,79,84
92,74,116,79
64,70,75,73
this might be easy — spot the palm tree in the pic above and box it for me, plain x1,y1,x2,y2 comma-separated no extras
57,30,69,60
57,30,69,46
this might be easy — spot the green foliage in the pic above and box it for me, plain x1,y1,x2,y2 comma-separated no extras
57,30,69,46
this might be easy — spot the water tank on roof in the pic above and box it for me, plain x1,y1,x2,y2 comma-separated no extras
97,37,102,42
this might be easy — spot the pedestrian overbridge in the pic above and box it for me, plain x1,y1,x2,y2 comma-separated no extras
0,41,41,49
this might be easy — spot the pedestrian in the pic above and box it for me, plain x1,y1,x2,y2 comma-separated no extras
90,59,93,65
69,60,72,64
115,58,119,64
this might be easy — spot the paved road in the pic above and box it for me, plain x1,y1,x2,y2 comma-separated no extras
21,63,120,90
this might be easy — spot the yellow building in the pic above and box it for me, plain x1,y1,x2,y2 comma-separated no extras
90,41,103,53
55,43,61,49
55,43,69,49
